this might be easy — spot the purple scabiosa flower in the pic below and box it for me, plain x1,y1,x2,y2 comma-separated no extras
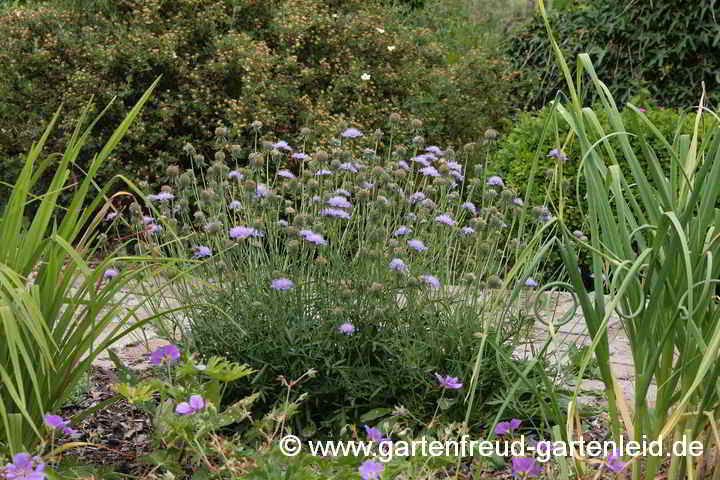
548,148,568,162
175,394,205,415
334,188,351,197
277,220,289,227
360,181,375,189
487,175,504,186
103,268,119,279
434,373,462,389
299,229,327,245
358,459,384,480
435,214,456,226
494,419,522,435
408,239,427,251
389,258,408,272
513,197,524,206
255,184,271,198
462,201,477,215
606,449,629,472
105,211,118,221
338,162,359,173
511,456,542,477
44,414,78,435
271,278,294,290
142,215,155,225
420,198,437,209
460,226,475,235
228,200,242,210
409,192,426,204
327,196,352,208
311,195,322,203
230,226,263,239
277,169,295,179
425,145,443,155
397,160,410,170
524,278,538,287
147,224,163,234
148,192,174,201
420,166,440,177
393,226,412,236
192,245,212,258
314,169,333,176
2,453,45,480
321,208,352,219
291,152,310,160
228,170,244,180
420,274,440,289
149,344,180,365
447,160,462,171
410,155,430,167
449,170,464,181
364,425,390,443
272,140,292,151
341,127,363,138
337,322,356,335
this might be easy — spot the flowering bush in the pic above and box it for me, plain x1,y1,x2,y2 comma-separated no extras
117,120,558,434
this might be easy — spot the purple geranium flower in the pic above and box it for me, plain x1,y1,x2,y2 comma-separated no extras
341,127,363,138
435,214,455,226
435,373,462,389
175,394,205,415
43,414,78,436
512,456,543,477
2,453,45,480
321,208,351,219
358,459,384,480
103,268,119,279
364,425,390,443
337,322,355,335
421,274,440,289
277,169,296,178
271,278,294,291
420,166,440,177
494,419,522,435
606,449,629,472
230,226,263,239
192,245,212,258
272,140,292,151
408,239,427,251
389,258,408,272
486,175,504,186
327,196,352,208
149,344,181,365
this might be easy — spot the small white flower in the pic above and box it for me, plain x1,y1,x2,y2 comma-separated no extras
375,27,386,34
361,73,371,81
387,45,396,52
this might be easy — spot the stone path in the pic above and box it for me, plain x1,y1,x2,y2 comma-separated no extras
90,287,652,406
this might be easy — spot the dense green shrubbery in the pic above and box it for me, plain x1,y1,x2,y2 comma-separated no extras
505,0,720,110
490,104,712,236
0,0,511,207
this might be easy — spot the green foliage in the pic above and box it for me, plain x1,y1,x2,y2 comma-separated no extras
491,103,712,237
506,0,720,110
0,0,512,207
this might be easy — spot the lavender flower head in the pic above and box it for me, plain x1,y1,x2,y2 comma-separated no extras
143,215,155,225
420,166,440,177
103,268,119,279
524,278,538,287
327,196,352,208
462,201,476,215
44,414,78,435
420,274,440,289
435,214,456,226
486,175,504,187
548,148,568,162
389,258,409,273
408,239,427,251
334,188,351,197
291,152,309,160
460,226,475,235
299,229,327,245
321,208,351,219
397,160,410,170
409,192,426,204
337,322,356,335
271,278,294,291
255,184,271,198
435,373,462,389
338,162,358,173
277,169,295,179
393,226,412,236
230,226,264,239
425,145,443,155
228,170,244,180
511,456,543,477
341,127,363,138
272,140,292,151
2,453,45,480
358,459,384,480
410,155,430,167
228,200,242,210
150,344,180,365
192,245,212,258
175,394,205,415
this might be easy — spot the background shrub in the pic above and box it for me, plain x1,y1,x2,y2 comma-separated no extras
0,0,512,207
505,0,720,111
